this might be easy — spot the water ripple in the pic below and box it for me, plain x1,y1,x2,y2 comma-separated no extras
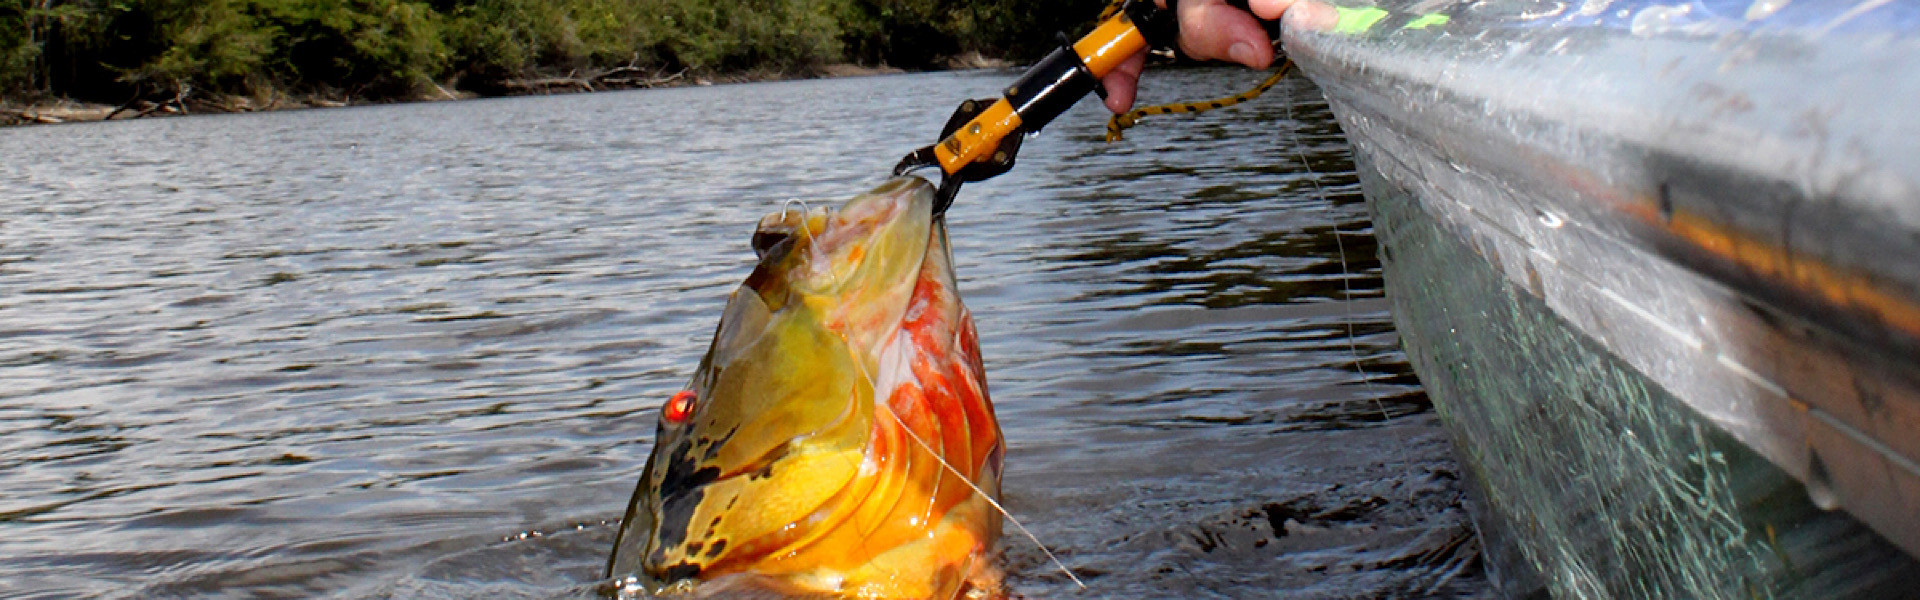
0,69,1481,598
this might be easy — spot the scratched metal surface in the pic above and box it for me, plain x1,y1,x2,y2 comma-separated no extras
1282,0,1920,596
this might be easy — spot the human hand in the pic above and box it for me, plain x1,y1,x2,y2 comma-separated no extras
1100,0,1330,114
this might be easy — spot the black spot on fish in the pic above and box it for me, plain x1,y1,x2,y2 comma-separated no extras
701,426,738,461
664,562,701,582
705,540,727,558
654,440,721,552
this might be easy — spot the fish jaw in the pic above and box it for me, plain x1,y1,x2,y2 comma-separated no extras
608,177,1005,598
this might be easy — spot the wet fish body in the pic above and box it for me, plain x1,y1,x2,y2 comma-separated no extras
608,177,1004,599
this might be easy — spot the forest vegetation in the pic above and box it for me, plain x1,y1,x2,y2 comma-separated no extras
1,0,1108,109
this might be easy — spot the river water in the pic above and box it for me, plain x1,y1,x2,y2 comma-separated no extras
0,69,1485,599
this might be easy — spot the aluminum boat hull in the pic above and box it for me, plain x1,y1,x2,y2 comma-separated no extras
1283,1,1920,596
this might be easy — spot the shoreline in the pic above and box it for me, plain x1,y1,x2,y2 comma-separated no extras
0,61,966,128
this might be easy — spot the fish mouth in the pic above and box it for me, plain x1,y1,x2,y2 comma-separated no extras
749,177,940,300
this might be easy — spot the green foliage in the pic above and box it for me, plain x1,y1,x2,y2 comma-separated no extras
663,0,844,71
439,0,580,75
0,2,37,92
128,0,448,95
965,0,1117,58
261,0,449,93
837,0,1112,67
0,0,1115,102
134,0,278,91
5,0,125,97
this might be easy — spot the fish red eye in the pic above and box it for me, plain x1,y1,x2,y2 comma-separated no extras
664,390,696,424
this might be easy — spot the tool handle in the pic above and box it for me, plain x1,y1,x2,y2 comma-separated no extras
897,0,1288,212
923,12,1147,178
917,0,1288,179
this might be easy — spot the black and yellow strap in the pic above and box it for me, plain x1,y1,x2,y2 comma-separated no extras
1103,58,1293,142
1101,2,1449,142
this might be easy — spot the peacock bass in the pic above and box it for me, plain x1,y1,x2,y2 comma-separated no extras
607,177,1005,599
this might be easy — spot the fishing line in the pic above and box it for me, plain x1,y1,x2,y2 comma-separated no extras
781,198,815,236
783,198,837,285
883,400,1088,589
850,335,1088,589
1284,87,1393,423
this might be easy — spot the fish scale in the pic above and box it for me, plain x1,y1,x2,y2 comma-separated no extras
608,177,1005,599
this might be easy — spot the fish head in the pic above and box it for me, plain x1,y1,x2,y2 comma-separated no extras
608,177,953,588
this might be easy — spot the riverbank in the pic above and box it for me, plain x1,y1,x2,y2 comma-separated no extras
3,91,383,126
0,62,939,128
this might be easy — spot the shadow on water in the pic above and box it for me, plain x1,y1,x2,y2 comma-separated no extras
0,68,1485,599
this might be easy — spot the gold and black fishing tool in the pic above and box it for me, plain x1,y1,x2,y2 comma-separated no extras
893,0,1170,214
894,0,1282,214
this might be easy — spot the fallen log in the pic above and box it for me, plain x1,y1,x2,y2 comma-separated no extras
500,67,687,94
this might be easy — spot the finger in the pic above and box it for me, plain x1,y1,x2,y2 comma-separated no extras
1100,51,1148,113
1177,0,1274,69
1246,0,1294,21
1282,0,1340,33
